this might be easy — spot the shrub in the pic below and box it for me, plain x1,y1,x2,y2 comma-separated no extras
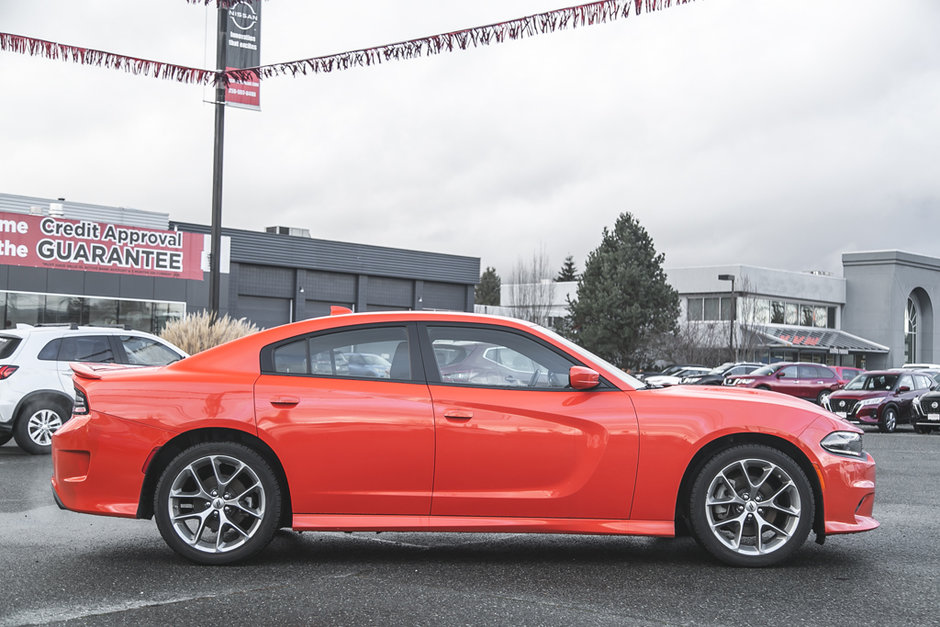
160,311,260,354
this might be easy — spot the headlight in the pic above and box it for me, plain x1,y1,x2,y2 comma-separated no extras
856,397,883,408
821,431,864,457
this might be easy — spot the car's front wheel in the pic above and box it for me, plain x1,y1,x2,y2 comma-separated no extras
879,406,898,433
689,444,814,567
154,442,282,565
13,401,68,455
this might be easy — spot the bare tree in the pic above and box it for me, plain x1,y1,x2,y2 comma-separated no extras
649,323,729,368
506,246,557,327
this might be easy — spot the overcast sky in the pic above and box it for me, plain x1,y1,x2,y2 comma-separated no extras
3,0,939,280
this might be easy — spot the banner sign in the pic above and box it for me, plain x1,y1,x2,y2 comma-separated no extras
225,0,261,110
0,211,205,280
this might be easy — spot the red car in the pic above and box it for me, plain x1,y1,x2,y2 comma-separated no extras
724,362,844,405
51,312,877,567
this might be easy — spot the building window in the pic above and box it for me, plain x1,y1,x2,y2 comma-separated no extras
905,297,918,363
1,291,185,334
687,296,734,322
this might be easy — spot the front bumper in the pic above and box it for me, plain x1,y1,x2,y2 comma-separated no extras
802,418,879,536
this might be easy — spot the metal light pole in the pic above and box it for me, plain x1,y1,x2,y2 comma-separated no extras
208,6,228,315
718,273,736,361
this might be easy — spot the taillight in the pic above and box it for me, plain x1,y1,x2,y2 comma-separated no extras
72,387,90,415
0,365,18,380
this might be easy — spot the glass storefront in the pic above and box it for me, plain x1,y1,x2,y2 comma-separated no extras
0,291,185,334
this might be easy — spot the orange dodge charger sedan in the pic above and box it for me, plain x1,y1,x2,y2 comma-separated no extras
51,311,877,567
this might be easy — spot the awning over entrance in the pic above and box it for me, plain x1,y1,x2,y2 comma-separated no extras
746,326,889,354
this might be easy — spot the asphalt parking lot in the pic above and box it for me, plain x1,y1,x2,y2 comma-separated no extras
1,430,938,626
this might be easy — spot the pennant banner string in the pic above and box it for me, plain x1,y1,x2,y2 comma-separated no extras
2,1,695,87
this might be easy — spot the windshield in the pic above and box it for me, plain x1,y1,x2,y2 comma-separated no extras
845,373,898,391
750,365,777,376
534,325,647,389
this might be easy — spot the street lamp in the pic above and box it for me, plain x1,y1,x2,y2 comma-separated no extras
718,274,736,361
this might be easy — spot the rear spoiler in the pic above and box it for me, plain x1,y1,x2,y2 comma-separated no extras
70,362,135,380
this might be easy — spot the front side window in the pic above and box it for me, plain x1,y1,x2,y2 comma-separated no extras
120,335,183,366
779,366,799,379
269,326,408,380
427,326,574,389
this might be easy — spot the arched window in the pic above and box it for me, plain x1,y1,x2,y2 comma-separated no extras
904,297,918,363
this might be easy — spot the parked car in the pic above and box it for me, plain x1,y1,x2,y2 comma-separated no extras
831,366,865,386
52,311,877,567
724,362,843,405
644,366,711,387
825,370,934,433
0,324,187,454
633,364,705,381
912,386,940,434
684,362,763,385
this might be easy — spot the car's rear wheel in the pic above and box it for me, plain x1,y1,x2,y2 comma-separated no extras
879,406,898,433
154,442,282,565
689,444,814,567
13,401,67,455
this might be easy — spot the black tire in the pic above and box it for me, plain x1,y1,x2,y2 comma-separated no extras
879,406,898,433
816,390,832,407
13,400,68,455
689,444,814,567
154,442,282,565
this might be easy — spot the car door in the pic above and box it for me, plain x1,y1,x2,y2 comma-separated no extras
773,365,802,397
895,373,919,419
421,323,639,520
254,323,435,515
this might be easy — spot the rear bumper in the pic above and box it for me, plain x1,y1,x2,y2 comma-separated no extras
51,412,171,518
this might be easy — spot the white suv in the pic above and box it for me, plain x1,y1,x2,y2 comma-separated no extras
0,324,187,454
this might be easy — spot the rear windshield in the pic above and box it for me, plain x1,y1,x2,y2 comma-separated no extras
0,336,21,359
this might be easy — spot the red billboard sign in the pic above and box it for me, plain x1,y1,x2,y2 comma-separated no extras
0,211,204,280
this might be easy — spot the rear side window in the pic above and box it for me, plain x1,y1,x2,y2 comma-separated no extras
120,335,182,366
0,336,21,359
267,326,410,381
38,339,62,360
58,336,115,363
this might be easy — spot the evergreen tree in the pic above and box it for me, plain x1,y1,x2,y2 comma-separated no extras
475,266,501,306
567,212,679,368
555,255,579,282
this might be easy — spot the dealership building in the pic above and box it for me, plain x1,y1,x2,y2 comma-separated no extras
0,193,479,332
496,254,940,370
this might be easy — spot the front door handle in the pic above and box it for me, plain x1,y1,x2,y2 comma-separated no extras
271,396,300,407
443,409,473,420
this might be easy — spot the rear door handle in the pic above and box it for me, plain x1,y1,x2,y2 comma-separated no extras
443,409,473,420
271,396,300,407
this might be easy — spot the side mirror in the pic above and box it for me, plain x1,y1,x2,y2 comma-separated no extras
776,372,785,379
897,386,911,394
570,366,600,390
